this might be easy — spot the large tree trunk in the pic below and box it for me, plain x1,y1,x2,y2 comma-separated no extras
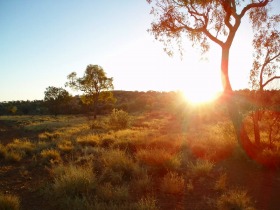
220,46,256,156
252,111,261,145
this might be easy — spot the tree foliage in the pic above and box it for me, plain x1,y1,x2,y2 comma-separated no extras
66,64,114,118
146,0,271,92
44,86,71,115
250,14,280,90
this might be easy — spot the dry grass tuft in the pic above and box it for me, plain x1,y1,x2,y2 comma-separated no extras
188,159,214,177
40,149,61,164
161,172,185,194
76,134,99,147
0,192,20,210
217,189,255,210
214,173,228,191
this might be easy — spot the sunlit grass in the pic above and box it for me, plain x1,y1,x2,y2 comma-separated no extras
161,171,185,194
214,173,228,191
57,140,74,153
7,138,35,153
40,149,61,164
0,111,269,209
76,134,100,147
187,122,236,161
188,159,214,177
216,189,256,210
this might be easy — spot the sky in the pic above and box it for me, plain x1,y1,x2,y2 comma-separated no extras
0,0,279,102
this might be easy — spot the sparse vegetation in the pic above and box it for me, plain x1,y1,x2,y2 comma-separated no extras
1,101,280,209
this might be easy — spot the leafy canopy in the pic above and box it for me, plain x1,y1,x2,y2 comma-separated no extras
147,0,271,56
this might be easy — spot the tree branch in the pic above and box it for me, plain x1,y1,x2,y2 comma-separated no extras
239,0,269,18
263,76,280,88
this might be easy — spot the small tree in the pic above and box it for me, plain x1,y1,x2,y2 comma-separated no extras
44,86,71,115
66,64,114,119
9,106,17,115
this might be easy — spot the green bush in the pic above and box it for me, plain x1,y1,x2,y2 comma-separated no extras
109,109,130,129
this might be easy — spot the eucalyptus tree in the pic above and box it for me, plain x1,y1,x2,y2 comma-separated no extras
44,86,71,115
249,15,280,146
146,0,277,147
66,64,114,119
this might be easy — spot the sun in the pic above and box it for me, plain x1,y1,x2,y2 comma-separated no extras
180,62,223,105
182,87,221,104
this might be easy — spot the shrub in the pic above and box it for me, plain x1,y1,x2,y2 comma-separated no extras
0,144,7,159
6,139,35,156
100,149,141,182
131,173,152,194
188,159,214,177
136,148,176,169
97,183,130,203
4,151,23,162
51,164,96,198
40,149,61,164
161,172,185,194
76,134,99,147
108,109,130,129
137,196,158,210
57,140,74,153
216,189,255,210
0,192,20,210
214,173,227,191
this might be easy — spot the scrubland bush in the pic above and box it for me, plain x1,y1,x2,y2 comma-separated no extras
108,109,130,129
100,149,141,182
136,148,181,171
97,183,130,203
76,134,99,147
0,192,20,210
161,172,185,194
0,144,7,159
214,173,228,191
216,189,255,210
188,159,214,177
4,151,23,162
137,196,158,210
40,149,61,164
6,139,35,156
57,140,74,153
51,164,96,198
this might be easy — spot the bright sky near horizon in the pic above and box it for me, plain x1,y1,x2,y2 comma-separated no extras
0,0,279,102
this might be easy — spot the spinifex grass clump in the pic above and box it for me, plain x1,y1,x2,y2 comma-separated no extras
40,149,61,164
216,189,256,210
188,159,214,177
46,164,96,210
0,144,7,159
99,149,143,183
76,134,100,147
57,140,74,153
0,192,20,210
161,171,185,194
6,139,35,156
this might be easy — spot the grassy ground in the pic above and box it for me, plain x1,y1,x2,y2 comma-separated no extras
0,109,280,210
